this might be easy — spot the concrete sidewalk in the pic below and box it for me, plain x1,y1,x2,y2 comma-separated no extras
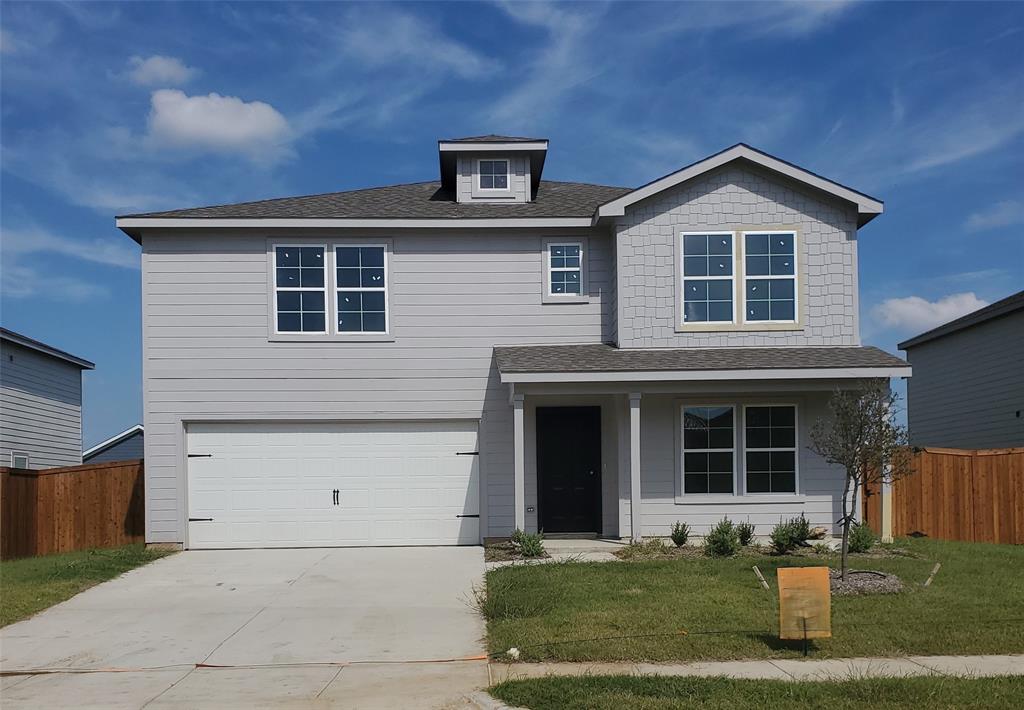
487,654,1024,683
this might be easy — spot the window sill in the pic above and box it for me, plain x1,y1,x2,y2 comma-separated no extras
674,494,805,505
542,294,590,305
269,333,396,343
674,323,804,333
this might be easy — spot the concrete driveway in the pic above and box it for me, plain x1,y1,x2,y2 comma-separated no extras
0,547,487,709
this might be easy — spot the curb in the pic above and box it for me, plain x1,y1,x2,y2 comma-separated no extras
465,690,520,710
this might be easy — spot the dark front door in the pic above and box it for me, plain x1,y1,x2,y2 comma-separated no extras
537,406,602,534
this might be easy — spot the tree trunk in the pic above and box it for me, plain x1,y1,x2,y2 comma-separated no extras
840,473,852,581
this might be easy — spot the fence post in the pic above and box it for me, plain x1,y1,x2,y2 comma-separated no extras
880,466,893,543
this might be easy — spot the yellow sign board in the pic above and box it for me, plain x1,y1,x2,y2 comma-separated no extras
778,566,831,640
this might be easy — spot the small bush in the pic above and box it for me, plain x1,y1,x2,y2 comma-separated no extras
509,528,525,546
848,523,877,553
769,515,812,555
704,517,740,558
813,542,834,555
618,538,669,560
736,520,755,546
515,532,545,558
670,521,690,547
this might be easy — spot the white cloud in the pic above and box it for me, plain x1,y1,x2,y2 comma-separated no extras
965,200,1024,232
337,9,499,79
127,55,199,86
2,226,139,269
146,89,293,163
873,292,989,333
1,262,108,301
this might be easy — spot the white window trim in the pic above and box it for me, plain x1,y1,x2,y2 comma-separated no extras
742,403,800,495
271,243,328,336
740,230,799,325
476,158,511,192
11,451,29,468
679,404,738,497
680,231,737,326
545,241,584,298
334,243,390,336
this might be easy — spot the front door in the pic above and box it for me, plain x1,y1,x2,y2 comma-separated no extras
537,406,601,534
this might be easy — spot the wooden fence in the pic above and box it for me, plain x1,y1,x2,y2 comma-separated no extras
0,459,145,560
864,447,1024,544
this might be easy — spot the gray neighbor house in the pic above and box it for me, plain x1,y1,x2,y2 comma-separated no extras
83,424,145,464
116,137,911,550
900,290,1023,450
1,328,95,470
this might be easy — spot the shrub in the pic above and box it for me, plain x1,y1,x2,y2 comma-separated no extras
812,542,834,555
769,515,812,555
704,517,740,557
515,532,545,558
848,523,877,553
509,528,525,546
736,520,755,546
670,521,690,547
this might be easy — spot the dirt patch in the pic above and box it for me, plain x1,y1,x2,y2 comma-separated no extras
830,568,904,596
485,542,550,562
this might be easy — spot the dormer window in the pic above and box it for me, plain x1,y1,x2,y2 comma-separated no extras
478,159,509,190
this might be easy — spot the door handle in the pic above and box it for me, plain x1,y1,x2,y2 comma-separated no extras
332,489,339,506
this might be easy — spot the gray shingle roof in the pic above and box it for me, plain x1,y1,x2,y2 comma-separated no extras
494,343,908,374
119,180,629,220
898,289,1024,350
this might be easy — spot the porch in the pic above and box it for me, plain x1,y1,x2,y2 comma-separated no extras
495,343,912,541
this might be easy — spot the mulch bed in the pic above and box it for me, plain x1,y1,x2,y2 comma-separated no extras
830,568,904,595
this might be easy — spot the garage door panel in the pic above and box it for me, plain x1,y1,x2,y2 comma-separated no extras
187,421,479,549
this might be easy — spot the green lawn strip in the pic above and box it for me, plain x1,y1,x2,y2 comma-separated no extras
1,545,175,626
490,675,1024,710
485,538,1024,661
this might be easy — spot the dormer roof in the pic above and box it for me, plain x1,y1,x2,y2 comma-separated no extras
438,135,548,194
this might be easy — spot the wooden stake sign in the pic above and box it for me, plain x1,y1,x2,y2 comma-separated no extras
778,566,831,642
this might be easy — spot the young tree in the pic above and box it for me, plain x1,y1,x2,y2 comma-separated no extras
809,381,912,580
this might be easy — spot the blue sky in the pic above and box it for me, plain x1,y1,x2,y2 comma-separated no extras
1,1,1022,446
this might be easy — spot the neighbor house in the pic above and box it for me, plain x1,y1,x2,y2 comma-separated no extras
1,328,95,470
116,137,910,550
900,290,1023,449
83,424,145,464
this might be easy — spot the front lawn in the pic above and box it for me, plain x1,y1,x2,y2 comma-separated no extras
484,538,1024,661
490,675,1024,710
1,544,175,626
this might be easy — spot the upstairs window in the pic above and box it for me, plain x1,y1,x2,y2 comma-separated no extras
336,246,388,333
478,159,509,190
682,406,735,494
744,405,797,493
11,451,29,469
548,243,582,295
274,246,326,333
744,232,796,322
682,233,734,323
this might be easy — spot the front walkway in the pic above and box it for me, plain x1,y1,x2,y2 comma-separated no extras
0,547,487,709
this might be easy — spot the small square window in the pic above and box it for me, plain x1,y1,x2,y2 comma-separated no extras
479,160,509,190
11,452,29,468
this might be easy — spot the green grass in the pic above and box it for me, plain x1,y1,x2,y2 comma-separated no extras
490,675,1024,710
484,538,1024,661
0,545,175,626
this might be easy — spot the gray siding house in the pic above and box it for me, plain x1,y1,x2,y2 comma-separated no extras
116,138,910,549
900,290,1023,449
1,328,95,470
83,424,145,463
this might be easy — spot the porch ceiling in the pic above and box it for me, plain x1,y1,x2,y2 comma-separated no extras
494,343,911,383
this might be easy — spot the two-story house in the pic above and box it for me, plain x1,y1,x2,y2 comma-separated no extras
116,137,910,549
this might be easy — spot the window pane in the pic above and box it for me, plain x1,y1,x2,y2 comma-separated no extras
746,279,769,300
747,472,771,493
707,280,732,300
338,268,360,287
709,256,732,276
770,300,795,321
772,426,796,448
770,233,794,255
337,247,359,267
685,474,708,494
745,233,769,255
277,312,301,332
300,267,324,288
480,175,494,189
746,255,770,275
302,312,325,332
746,426,771,448
746,406,770,427
362,312,386,332
708,473,733,493
769,279,794,299
276,247,299,267
708,235,732,256
362,291,386,312
771,406,795,426
338,292,362,312
709,426,733,449
771,451,796,473
362,268,385,287
685,281,708,300
770,255,794,275
708,407,733,428
301,291,324,311
564,245,580,257
684,301,708,322
551,256,566,268
551,245,565,257
300,247,324,267
338,313,362,332
564,281,581,294
772,472,796,493
564,256,580,268
708,452,733,473
276,268,300,287
708,301,732,322
684,427,709,450
493,175,508,189
685,452,708,472
684,256,708,276
747,451,770,472
277,291,301,311
683,234,708,255
360,247,384,267
746,300,769,321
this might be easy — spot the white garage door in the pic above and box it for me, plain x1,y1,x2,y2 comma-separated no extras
186,421,480,549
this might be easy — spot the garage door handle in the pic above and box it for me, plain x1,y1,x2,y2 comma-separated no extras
456,514,480,518
189,517,213,522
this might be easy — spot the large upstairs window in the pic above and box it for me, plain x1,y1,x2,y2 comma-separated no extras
682,233,735,324
336,246,388,333
274,246,326,333
744,232,796,323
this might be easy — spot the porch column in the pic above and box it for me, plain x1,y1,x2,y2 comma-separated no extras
512,393,526,532
628,392,642,541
